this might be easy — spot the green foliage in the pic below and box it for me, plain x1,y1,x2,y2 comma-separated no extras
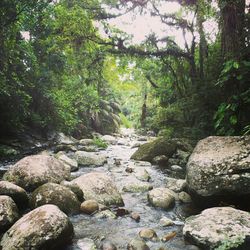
92,136,108,149
215,236,245,250
119,113,132,128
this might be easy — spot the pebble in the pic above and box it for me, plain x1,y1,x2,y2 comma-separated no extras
139,228,158,241
130,212,140,222
115,207,130,217
159,217,174,227
161,231,177,242
80,200,99,215
127,237,150,250
125,167,134,173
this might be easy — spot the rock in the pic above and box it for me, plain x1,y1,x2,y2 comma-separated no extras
127,237,150,250
56,151,79,171
134,169,151,182
122,182,153,193
0,181,29,209
79,145,98,152
131,137,177,162
170,165,182,172
148,188,175,210
161,231,177,242
60,181,84,202
101,241,117,250
54,144,78,153
115,207,130,217
0,204,74,250
0,145,19,158
0,196,19,232
114,158,121,166
131,142,143,149
134,161,152,168
139,228,157,241
130,212,140,222
179,191,192,203
95,210,116,219
71,172,124,206
165,177,186,192
159,217,174,227
30,183,80,215
79,139,94,146
152,155,169,165
3,155,70,191
76,238,97,250
56,132,77,145
186,136,250,204
117,138,127,145
102,135,117,145
125,167,134,173
137,136,147,142
75,151,107,167
80,200,99,215
183,207,250,249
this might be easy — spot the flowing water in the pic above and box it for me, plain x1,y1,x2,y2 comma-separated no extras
64,129,200,250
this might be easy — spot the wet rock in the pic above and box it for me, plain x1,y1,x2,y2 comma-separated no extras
3,155,70,191
159,217,174,227
0,196,19,232
170,165,182,172
122,182,153,193
0,204,74,250
71,172,124,206
131,142,143,149
95,210,116,219
183,207,250,249
102,135,117,145
134,169,151,182
186,136,250,204
148,188,175,210
56,151,79,171
134,161,152,168
30,183,80,215
179,191,192,203
137,136,147,142
152,155,169,165
0,181,29,209
80,200,99,215
76,238,97,250
161,231,177,242
75,151,107,167
54,144,77,153
130,212,140,222
125,167,134,173
114,158,121,166
139,228,158,241
165,177,186,192
60,180,84,202
101,241,117,250
117,138,127,145
79,139,94,146
115,207,130,217
55,132,77,145
127,237,150,250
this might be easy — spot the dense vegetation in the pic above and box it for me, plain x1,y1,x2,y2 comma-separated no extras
0,0,249,140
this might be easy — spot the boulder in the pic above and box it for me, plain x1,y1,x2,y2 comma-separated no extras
183,207,250,249
134,169,151,182
0,181,29,209
60,181,84,202
178,191,192,203
102,135,117,145
186,136,250,205
76,238,97,250
30,183,80,215
55,132,77,145
127,237,150,250
75,151,107,167
0,204,74,250
148,188,175,210
122,182,153,193
79,139,94,146
56,152,78,172
165,177,187,192
71,172,124,206
0,196,19,232
3,155,70,191
131,137,192,162
152,155,169,165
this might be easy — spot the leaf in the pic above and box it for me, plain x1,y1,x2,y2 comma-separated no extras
233,61,239,69
230,115,237,125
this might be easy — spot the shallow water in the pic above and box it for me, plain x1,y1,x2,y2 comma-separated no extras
65,129,200,250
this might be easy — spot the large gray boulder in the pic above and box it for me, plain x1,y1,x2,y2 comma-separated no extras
186,136,250,203
0,204,74,250
71,172,124,206
0,181,29,209
3,155,70,191
0,196,19,232
75,151,107,167
56,152,79,172
30,183,80,215
183,207,250,249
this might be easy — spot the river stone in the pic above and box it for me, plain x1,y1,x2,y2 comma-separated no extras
159,217,174,227
75,151,107,167
76,238,97,250
101,241,117,250
0,181,29,209
0,204,74,250
56,152,79,171
186,136,250,202
80,200,99,215
94,210,116,219
102,135,117,145
134,169,151,182
0,196,19,232
152,155,169,165
165,177,187,192
139,228,158,241
131,137,192,162
122,182,153,193
71,172,124,206
30,183,80,215
60,180,84,202
3,155,71,191
127,237,150,250
148,188,175,209
179,191,192,203
183,207,250,249
79,139,94,146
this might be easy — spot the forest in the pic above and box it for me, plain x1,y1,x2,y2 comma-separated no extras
1,0,249,141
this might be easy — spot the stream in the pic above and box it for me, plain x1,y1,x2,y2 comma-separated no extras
63,128,200,250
